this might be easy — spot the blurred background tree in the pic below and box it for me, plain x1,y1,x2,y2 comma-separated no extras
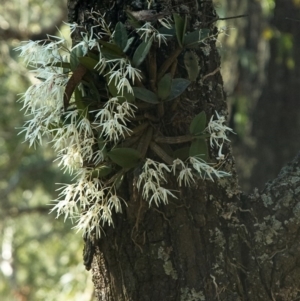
1,0,299,299
217,0,300,191
0,0,93,300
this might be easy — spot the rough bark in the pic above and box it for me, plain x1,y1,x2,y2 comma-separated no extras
240,153,300,301
67,0,300,300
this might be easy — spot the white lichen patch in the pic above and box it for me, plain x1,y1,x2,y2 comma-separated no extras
261,193,273,207
210,227,226,248
281,190,294,207
163,260,178,280
254,216,282,245
217,176,239,199
293,202,300,219
257,253,270,263
201,44,211,56
269,215,282,231
274,189,294,210
209,228,226,273
295,186,300,195
180,287,205,301
212,263,224,275
290,176,300,184
158,246,178,280
254,226,264,243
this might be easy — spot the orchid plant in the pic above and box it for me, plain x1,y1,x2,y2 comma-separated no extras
15,10,234,237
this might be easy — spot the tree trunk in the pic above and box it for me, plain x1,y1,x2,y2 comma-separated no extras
68,1,300,300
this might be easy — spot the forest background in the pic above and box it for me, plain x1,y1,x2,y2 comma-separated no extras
0,0,299,300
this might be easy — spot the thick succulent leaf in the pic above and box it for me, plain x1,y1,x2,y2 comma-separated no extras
107,148,141,168
98,40,125,59
184,51,200,81
173,13,187,47
132,87,159,104
184,29,210,48
126,10,141,29
165,78,190,101
189,139,209,161
86,77,101,101
173,147,190,161
97,138,107,156
47,62,71,69
114,173,125,189
189,111,206,135
86,51,99,62
94,165,113,178
123,37,135,52
63,64,87,111
106,76,135,103
78,56,98,71
132,39,152,67
70,46,84,71
74,87,85,111
157,73,172,100
114,22,128,50
158,26,175,36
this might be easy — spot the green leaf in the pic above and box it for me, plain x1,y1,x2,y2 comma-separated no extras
47,62,71,69
70,47,84,71
97,138,107,156
165,78,190,101
173,147,190,161
123,37,135,52
132,87,159,104
126,10,141,29
157,73,172,100
158,26,175,37
70,47,81,71
132,39,152,67
173,13,187,47
98,40,125,59
87,77,101,101
184,30,200,48
114,22,128,50
107,148,141,168
74,87,85,111
114,173,125,190
189,111,206,135
87,51,99,61
189,139,209,161
78,56,98,71
184,29,210,48
93,165,112,178
184,51,199,81
106,76,135,103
